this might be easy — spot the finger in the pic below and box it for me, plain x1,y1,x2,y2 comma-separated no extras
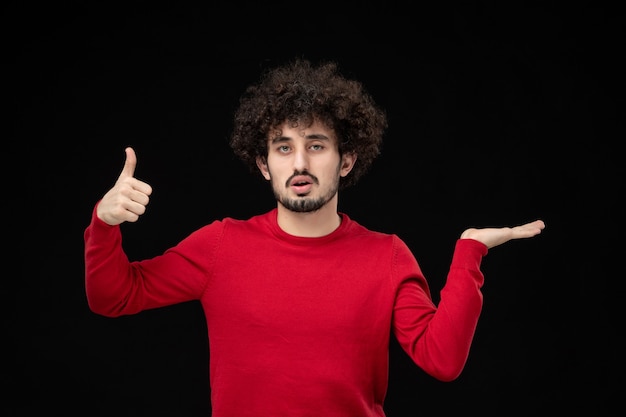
525,219,545,232
128,186,152,205
119,147,137,179
531,219,546,234
124,199,149,217
515,220,545,238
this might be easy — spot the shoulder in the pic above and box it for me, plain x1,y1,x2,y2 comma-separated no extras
340,213,404,245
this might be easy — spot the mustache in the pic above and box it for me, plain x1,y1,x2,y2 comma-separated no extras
285,170,319,187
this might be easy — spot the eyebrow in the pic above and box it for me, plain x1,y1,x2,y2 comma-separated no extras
270,133,331,144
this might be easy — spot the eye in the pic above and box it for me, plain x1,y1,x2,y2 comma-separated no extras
310,144,324,151
278,145,291,153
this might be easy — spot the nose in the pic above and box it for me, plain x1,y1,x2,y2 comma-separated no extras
292,146,309,172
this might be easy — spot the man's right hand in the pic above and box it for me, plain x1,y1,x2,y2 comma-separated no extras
96,147,153,226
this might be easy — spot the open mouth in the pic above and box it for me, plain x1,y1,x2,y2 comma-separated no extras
290,175,314,195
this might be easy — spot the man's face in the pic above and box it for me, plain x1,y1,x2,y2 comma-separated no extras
256,120,355,213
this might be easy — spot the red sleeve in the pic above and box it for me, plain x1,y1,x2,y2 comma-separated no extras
84,202,218,317
392,238,487,381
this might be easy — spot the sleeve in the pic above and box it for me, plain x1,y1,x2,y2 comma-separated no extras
391,238,488,381
84,202,220,317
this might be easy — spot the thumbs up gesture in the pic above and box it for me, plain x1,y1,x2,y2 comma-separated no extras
96,147,153,226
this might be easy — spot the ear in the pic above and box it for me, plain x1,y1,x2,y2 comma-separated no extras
340,153,357,177
256,156,271,180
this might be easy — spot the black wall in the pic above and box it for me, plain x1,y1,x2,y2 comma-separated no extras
6,2,623,416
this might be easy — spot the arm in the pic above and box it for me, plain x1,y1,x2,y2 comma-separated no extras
84,147,208,317
394,220,545,381
84,147,153,316
393,239,486,382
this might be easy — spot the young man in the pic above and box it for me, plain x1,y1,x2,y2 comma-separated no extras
84,59,545,416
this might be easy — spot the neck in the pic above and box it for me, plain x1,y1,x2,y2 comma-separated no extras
276,198,341,237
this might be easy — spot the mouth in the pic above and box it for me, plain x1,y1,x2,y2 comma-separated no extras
289,175,314,195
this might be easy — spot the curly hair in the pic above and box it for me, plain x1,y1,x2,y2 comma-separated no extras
229,59,387,189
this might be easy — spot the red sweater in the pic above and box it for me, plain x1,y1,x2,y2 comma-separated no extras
84,206,487,417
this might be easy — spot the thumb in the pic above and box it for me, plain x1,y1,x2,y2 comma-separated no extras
119,147,137,179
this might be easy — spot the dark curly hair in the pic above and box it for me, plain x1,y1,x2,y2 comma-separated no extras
229,59,387,189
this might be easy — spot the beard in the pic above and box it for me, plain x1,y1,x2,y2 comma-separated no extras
271,171,340,213
277,193,335,213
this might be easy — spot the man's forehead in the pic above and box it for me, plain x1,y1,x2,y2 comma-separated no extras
270,121,336,141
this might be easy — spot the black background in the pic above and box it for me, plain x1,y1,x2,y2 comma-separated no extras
5,1,624,416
